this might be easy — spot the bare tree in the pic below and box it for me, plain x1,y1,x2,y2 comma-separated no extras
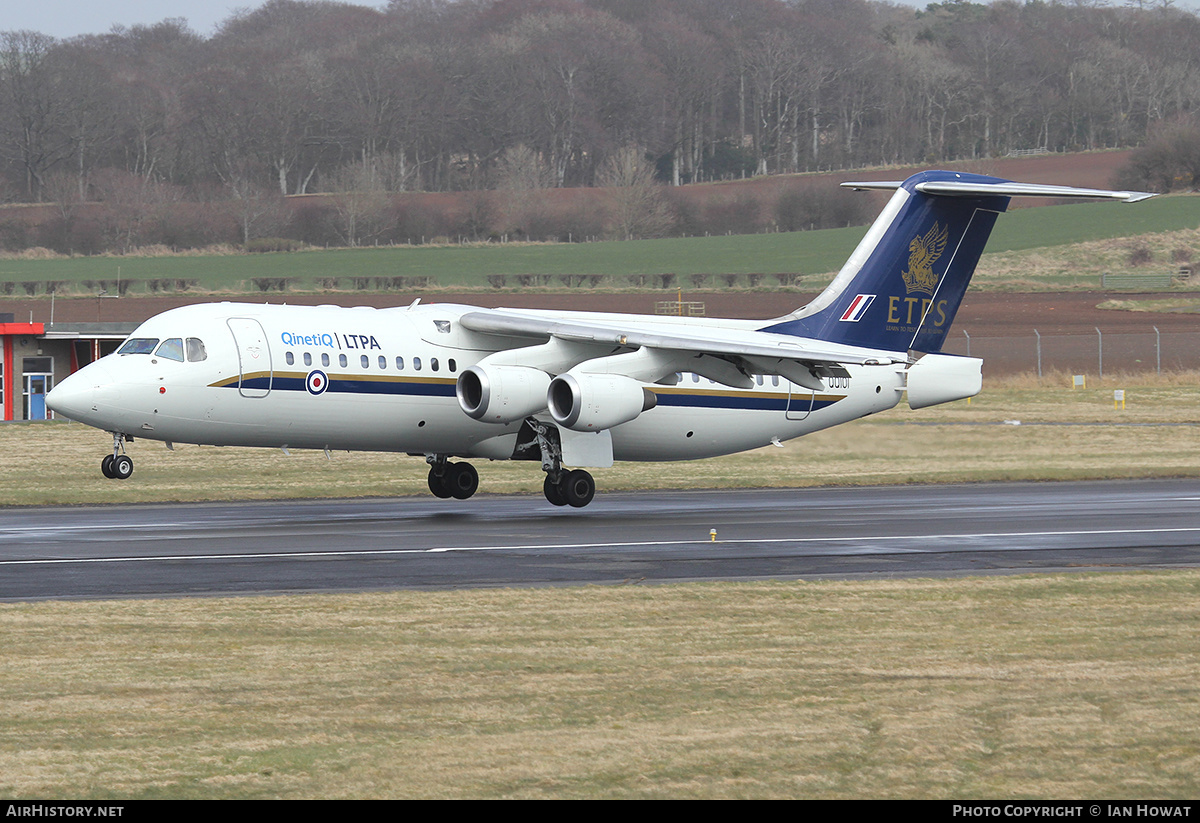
598,145,673,240
326,162,393,247
0,31,71,200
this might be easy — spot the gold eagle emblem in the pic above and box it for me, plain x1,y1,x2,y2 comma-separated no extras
901,221,949,295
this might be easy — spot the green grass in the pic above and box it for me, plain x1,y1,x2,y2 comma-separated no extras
990,192,1200,251
7,373,1200,507
5,376,1200,798
3,194,1199,294
1,574,1198,798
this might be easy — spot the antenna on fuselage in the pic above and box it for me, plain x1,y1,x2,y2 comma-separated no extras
408,298,421,310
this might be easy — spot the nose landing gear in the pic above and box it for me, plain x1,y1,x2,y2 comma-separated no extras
101,433,134,480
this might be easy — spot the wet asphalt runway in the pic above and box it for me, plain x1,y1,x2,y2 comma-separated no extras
3,478,1200,600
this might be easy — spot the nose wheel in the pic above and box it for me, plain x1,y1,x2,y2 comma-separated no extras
101,433,134,480
101,453,134,480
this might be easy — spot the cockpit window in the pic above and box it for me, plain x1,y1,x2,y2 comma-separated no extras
154,338,185,362
118,338,159,355
186,338,207,362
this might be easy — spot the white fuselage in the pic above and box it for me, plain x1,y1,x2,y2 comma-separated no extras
49,302,906,463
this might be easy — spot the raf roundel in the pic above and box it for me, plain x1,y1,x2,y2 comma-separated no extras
306,369,329,396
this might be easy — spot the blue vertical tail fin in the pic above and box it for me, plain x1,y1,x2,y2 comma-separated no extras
761,170,1152,353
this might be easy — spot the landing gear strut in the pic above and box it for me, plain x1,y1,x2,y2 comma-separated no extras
425,455,479,500
525,418,596,508
100,433,133,480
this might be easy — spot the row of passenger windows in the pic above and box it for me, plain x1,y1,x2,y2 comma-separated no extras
119,337,208,362
684,372,780,387
120,338,786,388
285,350,457,374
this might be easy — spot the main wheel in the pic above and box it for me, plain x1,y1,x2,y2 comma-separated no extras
544,474,567,506
111,454,134,480
101,454,115,479
427,467,453,498
562,469,595,508
447,462,479,500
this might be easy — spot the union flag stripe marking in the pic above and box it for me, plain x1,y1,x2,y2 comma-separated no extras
839,293,875,322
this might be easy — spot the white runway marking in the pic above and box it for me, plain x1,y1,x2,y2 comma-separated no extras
5,525,1200,566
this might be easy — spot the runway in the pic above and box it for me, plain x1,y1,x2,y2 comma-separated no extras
3,478,1200,600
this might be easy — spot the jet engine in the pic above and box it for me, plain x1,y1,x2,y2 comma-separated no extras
456,364,550,424
547,372,657,432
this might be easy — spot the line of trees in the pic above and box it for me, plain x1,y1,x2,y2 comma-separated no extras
0,0,1197,250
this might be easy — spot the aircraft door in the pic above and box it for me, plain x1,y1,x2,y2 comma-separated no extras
785,386,813,420
227,318,272,397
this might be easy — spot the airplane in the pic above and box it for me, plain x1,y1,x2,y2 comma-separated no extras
45,170,1152,507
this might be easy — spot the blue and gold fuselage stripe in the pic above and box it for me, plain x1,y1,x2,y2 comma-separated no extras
211,371,457,397
211,372,847,412
651,388,845,413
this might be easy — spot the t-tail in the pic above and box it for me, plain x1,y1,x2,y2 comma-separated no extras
763,170,1153,353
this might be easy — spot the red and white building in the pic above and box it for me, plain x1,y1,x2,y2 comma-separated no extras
0,313,134,421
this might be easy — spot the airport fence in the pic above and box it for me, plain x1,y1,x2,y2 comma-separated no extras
939,328,1200,377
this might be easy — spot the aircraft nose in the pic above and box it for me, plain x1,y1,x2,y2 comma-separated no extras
46,362,115,422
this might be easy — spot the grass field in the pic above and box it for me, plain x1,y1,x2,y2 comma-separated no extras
2,194,1198,295
5,379,1200,797
5,372,1198,507
2,573,1198,798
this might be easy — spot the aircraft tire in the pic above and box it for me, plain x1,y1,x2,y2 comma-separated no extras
544,475,568,506
427,467,453,499
101,454,116,479
448,462,479,500
562,469,595,508
111,454,134,480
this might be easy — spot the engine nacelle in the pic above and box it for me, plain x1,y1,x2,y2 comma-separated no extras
547,372,657,432
456,365,550,424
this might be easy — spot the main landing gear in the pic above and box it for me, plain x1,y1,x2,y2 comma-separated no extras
426,455,479,500
526,418,595,508
100,433,134,480
542,469,595,508
424,419,599,508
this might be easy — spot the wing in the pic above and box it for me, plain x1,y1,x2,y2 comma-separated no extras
459,308,909,391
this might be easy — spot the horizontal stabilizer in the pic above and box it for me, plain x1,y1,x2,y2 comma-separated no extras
842,179,1154,203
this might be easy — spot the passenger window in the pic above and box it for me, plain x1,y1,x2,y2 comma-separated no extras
692,373,700,383
303,352,312,366
360,354,369,368
339,354,348,368
413,357,422,371
322,353,330,367
119,338,158,355
155,338,185,362
379,355,387,369
755,375,763,386
448,359,456,372
395,356,404,370
285,352,295,366
186,338,207,362
772,375,779,386
431,358,439,372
